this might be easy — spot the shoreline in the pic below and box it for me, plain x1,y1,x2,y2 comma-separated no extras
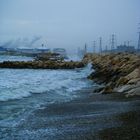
83,53,140,97
16,87,140,140
0,85,139,140
0,53,140,139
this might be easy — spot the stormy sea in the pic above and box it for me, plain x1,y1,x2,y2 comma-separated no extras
0,55,139,140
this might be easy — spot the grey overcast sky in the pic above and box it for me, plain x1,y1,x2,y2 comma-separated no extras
0,0,140,51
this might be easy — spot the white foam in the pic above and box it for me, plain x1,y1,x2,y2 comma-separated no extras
0,64,92,101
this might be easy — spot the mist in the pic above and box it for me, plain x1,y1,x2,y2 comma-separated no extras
0,0,140,53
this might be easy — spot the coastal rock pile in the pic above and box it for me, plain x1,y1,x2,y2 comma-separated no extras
84,53,140,97
0,60,85,69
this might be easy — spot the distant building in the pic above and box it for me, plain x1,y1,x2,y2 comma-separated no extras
0,46,51,56
16,48,51,54
53,48,67,58
116,45,135,52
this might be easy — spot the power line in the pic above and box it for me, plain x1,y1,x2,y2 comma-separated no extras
99,37,102,53
111,34,115,51
84,43,87,54
105,45,108,52
138,23,140,50
138,32,140,50
93,41,96,53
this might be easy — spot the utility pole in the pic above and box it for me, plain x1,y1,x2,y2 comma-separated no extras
93,41,96,53
105,45,108,52
77,47,80,56
127,41,131,47
84,43,87,54
138,23,140,50
138,32,140,50
124,41,126,46
99,37,102,53
127,41,130,46
111,34,115,51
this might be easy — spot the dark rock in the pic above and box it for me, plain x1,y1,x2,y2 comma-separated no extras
83,53,140,95
0,60,85,69
101,86,113,94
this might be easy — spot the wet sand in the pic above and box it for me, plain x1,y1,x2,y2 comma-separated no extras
4,87,139,140
99,111,140,140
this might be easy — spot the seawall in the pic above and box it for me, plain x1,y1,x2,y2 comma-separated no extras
83,53,140,97
0,60,85,69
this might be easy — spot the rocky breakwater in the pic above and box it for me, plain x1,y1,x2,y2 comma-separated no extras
83,53,140,97
0,60,85,69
